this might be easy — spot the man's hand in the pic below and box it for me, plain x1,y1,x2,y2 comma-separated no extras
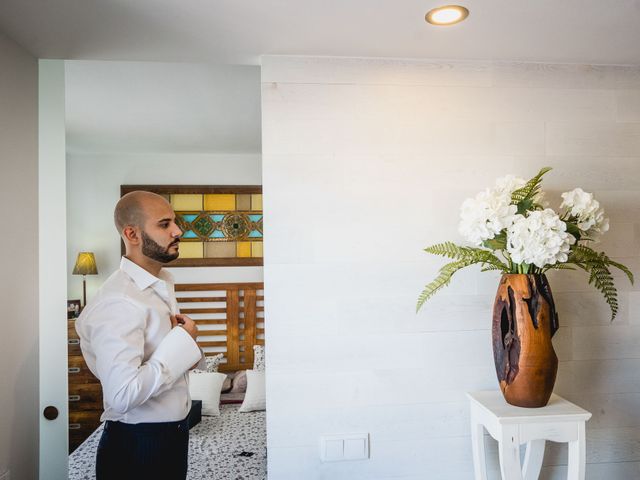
171,313,198,341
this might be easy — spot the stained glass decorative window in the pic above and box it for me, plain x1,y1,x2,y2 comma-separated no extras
120,185,263,267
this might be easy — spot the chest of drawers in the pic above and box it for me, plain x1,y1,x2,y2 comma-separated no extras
68,319,103,453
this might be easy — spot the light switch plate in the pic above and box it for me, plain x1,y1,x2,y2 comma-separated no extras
320,433,369,462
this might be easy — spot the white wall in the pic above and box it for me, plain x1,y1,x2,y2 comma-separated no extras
261,56,640,480
66,152,263,299
0,31,38,480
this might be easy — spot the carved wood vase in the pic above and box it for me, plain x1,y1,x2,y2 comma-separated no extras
492,274,559,408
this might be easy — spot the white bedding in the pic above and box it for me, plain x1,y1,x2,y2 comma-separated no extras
68,404,267,480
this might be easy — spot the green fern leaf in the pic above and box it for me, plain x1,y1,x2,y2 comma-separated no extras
481,265,503,272
424,242,508,270
541,264,576,273
424,242,467,259
416,259,471,312
511,167,552,205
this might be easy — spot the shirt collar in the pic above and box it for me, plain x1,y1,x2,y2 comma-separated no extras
120,256,166,291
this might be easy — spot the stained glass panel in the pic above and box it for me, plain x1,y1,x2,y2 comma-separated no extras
178,242,204,259
171,194,203,211
204,194,236,211
237,241,251,257
121,185,263,267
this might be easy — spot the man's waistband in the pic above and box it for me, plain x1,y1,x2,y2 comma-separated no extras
104,416,189,433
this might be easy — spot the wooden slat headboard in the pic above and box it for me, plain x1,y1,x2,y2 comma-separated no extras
175,282,265,372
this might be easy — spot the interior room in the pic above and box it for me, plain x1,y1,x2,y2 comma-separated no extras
1,1,640,480
63,60,266,477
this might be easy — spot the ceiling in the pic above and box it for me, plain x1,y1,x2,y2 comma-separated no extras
1,0,640,66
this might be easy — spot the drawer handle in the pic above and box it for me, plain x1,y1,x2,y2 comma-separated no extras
69,395,81,402
68,339,80,345
68,367,80,374
69,423,82,430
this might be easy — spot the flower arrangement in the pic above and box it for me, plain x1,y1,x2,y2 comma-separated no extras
417,167,634,319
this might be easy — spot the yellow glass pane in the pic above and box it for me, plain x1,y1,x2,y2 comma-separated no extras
204,242,236,258
251,242,263,258
236,194,251,210
178,242,203,259
251,194,262,211
237,241,251,258
204,194,236,211
171,194,203,211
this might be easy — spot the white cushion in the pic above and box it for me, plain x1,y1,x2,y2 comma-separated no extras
191,353,224,374
188,371,226,416
238,370,266,412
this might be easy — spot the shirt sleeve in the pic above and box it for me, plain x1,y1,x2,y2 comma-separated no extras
85,299,202,415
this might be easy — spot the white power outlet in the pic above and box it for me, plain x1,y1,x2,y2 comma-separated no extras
320,433,369,462
0,469,11,480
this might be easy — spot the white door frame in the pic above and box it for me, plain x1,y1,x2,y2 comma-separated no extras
38,59,68,479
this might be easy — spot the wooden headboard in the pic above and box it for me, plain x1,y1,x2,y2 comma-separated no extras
175,282,264,372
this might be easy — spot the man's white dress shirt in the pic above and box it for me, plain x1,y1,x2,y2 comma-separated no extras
76,257,204,424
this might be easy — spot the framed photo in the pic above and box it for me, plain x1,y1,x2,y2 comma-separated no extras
120,185,263,267
67,299,82,319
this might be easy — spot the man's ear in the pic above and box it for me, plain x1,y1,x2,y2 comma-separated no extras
122,225,141,245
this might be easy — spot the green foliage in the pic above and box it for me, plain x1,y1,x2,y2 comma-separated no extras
416,259,475,312
511,166,552,210
482,232,507,251
540,263,576,272
566,245,634,320
565,222,582,242
424,242,508,270
417,243,509,312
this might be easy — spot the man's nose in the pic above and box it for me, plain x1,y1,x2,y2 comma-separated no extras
172,224,183,237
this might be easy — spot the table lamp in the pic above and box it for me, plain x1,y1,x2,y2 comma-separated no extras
73,252,98,307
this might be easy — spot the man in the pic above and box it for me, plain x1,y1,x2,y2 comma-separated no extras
76,191,204,480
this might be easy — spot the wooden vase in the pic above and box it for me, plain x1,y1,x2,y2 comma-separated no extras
492,274,559,408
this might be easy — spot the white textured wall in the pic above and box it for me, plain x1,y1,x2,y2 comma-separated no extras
261,56,640,480
66,152,264,299
0,32,38,480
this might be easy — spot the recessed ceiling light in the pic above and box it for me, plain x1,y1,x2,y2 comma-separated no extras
425,5,469,26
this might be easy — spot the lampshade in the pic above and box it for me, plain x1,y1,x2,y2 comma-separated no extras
72,252,98,275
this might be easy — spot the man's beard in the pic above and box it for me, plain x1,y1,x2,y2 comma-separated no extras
141,230,179,263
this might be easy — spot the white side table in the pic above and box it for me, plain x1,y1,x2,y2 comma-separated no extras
467,391,592,480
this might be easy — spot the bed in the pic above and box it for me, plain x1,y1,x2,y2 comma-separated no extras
69,404,266,480
68,282,267,479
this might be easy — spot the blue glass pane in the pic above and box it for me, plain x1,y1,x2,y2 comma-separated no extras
182,214,198,223
211,215,225,222
248,214,263,222
182,230,198,239
248,230,263,238
211,230,225,238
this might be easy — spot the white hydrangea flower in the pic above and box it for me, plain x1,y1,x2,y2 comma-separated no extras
493,174,527,196
458,188,518,246
494,173,549,206
560,188,609,237
506,209,576,268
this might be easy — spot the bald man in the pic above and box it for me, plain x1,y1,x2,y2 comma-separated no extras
76,191,204,480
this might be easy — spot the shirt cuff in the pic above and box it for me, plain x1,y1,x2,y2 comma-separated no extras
150,327,202,381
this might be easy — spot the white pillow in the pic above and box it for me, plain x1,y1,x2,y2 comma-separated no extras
238,370,266,413
192,353,224,374
188,371,226,416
